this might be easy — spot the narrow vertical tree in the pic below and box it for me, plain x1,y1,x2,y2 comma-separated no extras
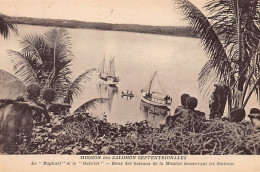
174,0,260,117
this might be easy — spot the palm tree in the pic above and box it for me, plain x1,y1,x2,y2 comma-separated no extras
0,13,18,39
9,28,106,113
174,0,260,116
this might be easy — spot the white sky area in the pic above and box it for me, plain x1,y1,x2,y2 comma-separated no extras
0,0,205,26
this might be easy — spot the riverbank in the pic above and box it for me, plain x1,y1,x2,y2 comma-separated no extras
13,112,260,155
11,17,196,37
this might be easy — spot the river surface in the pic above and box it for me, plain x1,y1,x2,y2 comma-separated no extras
0,25,258,126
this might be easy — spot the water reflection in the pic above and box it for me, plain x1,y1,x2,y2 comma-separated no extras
97,82,118,111
140,101,171,128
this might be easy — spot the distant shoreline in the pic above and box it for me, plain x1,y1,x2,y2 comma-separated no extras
11,17,197,38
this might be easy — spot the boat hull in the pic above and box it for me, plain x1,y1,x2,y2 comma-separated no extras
106,78,119,86
100,76,108,81
122,93,134,97
99,77,119,86
140,96,171,107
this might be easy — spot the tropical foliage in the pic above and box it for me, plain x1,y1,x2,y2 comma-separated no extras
174,0,260,111
0,13,18,39
9,28,106,112
14,112,260,155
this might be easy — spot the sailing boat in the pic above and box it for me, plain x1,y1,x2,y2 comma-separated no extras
99,57,108,81
141,71,172,107
99,57,119,86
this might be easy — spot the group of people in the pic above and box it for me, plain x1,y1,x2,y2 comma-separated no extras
167,93,260,131
166,94,206,132
0,83,71,154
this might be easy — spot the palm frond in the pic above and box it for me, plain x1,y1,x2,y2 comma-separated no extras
0,69,19,82
73,98,108,114
174,0,231,95
243,40,260,106
64,68,96,104
242,74,260,108
207,0,260,106
205,0,260,61
43,28,73,89
0,13,18,39
20,33,45,66
44,28,73,64
8,50,37,85
54,67,72,102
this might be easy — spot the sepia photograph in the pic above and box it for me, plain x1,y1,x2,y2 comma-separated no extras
0,0,259,163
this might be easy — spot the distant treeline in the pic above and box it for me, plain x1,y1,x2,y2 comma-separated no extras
11,17,197,38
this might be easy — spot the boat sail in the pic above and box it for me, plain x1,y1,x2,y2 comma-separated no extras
99,57,119,85
109,57,116,77
99,57,108,81
141,71,172,107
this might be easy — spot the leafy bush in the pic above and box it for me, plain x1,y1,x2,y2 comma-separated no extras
13,112,260,155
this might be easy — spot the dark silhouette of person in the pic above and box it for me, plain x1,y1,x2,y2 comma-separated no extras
248,108,260,130
168,97,206,132
42,88,71,115
174,93,190,113
230,107,246,123
26,83,51,122
209,84,229,119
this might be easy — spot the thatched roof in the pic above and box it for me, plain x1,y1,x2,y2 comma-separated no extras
0,69,26,99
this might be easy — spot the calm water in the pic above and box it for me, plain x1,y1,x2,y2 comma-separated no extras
0,25,258,126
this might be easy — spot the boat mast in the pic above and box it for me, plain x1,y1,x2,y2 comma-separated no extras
109,57,115,77
148,71,157,92
100,57,105,75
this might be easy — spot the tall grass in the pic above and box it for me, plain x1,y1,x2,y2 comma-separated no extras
23,113,260,155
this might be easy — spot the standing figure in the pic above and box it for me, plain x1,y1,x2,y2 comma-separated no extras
209,84,229,119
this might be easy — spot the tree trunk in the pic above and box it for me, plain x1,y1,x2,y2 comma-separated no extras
235,0,246,108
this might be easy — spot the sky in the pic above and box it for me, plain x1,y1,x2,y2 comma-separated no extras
0,0,205,26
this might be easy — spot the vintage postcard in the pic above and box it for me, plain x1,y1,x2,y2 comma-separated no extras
0,0,259,171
